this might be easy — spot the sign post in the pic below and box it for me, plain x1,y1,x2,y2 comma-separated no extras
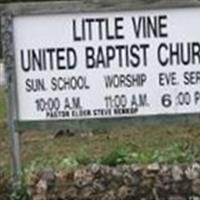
1,13,21,182
2,0,200,181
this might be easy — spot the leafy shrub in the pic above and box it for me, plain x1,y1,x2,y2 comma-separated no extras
99,143,200,166
0,170,10,200
75,148,93,165
100,147,130,166
11,179,31,200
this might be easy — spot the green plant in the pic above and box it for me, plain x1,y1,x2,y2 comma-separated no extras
151,142,199,164
75,148,93,165
0,170,10,200
0,88,6,121
59,157,79,169
100,147,130,166
11,177,31,200
98,142,200,166
128,142,200,164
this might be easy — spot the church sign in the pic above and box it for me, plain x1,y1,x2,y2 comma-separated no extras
7,3,200,121
1,0,200,180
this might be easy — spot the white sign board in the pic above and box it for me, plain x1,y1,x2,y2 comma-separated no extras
13,8,200,121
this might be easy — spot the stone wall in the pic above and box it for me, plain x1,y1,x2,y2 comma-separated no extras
30,163,200,200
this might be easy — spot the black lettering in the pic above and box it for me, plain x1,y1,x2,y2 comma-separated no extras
116,45,126,67
140,44,149,66
96,47,106,67
131,17,142,38
183,71,200,85
67,48,77,69
115,17,124,39
85,47,95,68
20,50,31,72
85,18,94,40
192,42,200,64
46,48,55,70
132,15,168,38
32,49,43,71
56,48,65,70
180,43,190,65
72,19,82,41
147,16,157,37
96,18,105,40
106,46,115,67
105,18,114,40
159,15,168,37
130,45,140,67
158,43,168,66
25,78,46,92
169,43,180,65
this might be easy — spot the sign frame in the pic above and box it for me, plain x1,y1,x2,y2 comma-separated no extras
2,0,200,181
2,0,200,132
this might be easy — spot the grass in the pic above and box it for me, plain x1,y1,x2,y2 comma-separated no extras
0,90,6,120
1,88,200,175
19,123,200,173
0,88,10,172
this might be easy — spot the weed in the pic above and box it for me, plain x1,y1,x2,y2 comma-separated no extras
0,169,10,200
59,157,79,169
75,148,93,165
100,146,130,166
11,180,31,200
